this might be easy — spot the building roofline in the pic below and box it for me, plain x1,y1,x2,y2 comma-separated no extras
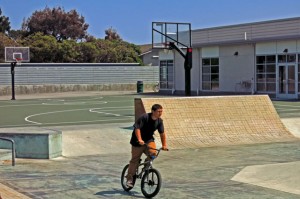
139,50,152,56
192,16,300,32
192,34,300,48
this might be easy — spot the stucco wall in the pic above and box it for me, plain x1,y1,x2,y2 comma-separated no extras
219,44,255,92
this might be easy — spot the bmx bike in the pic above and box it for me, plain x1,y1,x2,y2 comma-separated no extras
121,145,167,198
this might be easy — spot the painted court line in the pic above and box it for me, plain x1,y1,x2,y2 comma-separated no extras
25,106,134,125
89,109,121,116
30,117,134,126
41,101,107,105
0,101,107,108
0,96,107,107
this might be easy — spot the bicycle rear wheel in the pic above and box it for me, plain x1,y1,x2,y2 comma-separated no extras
121,164,136,191
141,168,161,198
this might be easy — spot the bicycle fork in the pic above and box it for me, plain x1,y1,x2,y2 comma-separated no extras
137,159,152,179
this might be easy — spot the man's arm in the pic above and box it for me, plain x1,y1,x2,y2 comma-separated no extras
160,132,167,150
135,128,144,145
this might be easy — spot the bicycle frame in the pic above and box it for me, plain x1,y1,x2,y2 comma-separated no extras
135,147,163,179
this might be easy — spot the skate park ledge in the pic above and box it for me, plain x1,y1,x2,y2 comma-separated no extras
0,127,62,159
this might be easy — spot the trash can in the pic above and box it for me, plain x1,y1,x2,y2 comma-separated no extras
137,81,143,93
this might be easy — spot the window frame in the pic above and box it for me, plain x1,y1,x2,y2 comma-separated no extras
202,57,219,91
159,60,174,90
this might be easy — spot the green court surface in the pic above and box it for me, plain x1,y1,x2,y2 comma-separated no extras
0,95,137,128
0,95,300,128
272,100,300,118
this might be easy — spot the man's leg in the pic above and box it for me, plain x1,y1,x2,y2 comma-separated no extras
142,141,157,164
146,141,157,159
127,145,145,182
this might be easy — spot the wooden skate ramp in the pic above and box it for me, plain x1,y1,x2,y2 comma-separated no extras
135,95,296,149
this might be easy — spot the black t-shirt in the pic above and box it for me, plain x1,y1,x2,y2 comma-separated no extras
130,113,164,146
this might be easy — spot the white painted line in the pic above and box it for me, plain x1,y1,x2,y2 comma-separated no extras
0,96,107,107
89,109,121,116
25,106,134,125
41,101,107,105
0,101,108,107
34,117,134,126
0,104,45,108
38,96,104,101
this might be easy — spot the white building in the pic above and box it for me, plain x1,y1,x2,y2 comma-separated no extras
158,17,300,99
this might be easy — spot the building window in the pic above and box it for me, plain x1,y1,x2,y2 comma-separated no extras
256,55,276,92
278,54,296,63
202,58,219,91
159,60,173,89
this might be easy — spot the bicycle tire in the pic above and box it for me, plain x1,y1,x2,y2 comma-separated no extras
141,168,161,198
121,164,136,192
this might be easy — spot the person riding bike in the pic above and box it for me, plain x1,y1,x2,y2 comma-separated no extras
126,104,168,188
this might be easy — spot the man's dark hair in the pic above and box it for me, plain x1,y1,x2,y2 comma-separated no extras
151,104,163,111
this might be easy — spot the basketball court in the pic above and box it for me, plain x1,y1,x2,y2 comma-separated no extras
0,94,136,128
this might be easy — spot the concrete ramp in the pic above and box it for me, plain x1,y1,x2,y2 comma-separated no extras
135,95,296,149
231,161,300,195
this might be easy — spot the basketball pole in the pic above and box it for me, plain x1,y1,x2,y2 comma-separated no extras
169,42,193,96
10,62,16,100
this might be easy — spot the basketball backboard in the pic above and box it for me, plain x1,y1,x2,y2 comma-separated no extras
5,47,30,63
152,22,191,49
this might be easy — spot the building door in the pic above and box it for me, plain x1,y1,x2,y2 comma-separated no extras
277,64,297,99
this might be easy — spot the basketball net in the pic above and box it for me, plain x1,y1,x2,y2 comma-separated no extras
15,58,23,66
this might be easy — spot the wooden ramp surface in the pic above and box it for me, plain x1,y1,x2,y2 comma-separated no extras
135,95,296,149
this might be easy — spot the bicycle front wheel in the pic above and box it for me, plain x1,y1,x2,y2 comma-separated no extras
121,164,136,192
141,168,161,198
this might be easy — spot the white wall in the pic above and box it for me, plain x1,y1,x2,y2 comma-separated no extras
158,50,174,60
219,44,255,91
191,48,201,92
173,50,185,91
256,40,299,54
202,46,219,57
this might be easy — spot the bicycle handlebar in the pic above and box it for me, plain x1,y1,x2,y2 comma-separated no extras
143,144,169,152
137,140,169,151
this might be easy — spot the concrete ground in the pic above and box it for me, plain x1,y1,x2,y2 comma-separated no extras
1,92,300,198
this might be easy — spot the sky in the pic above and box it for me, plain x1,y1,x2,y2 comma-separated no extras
1,0,300,45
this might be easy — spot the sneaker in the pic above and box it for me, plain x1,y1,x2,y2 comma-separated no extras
126,180,134,188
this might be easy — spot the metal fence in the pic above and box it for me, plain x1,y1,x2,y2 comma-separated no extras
0,63,159,85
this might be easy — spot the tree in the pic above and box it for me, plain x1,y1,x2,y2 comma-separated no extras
105,27,122,41
93,39,142,64
56,40,79,63
21,32,59,62
76,42,99,63
23,6,89,41
0,33,19,62
8,29,28,41
0,8,10,33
